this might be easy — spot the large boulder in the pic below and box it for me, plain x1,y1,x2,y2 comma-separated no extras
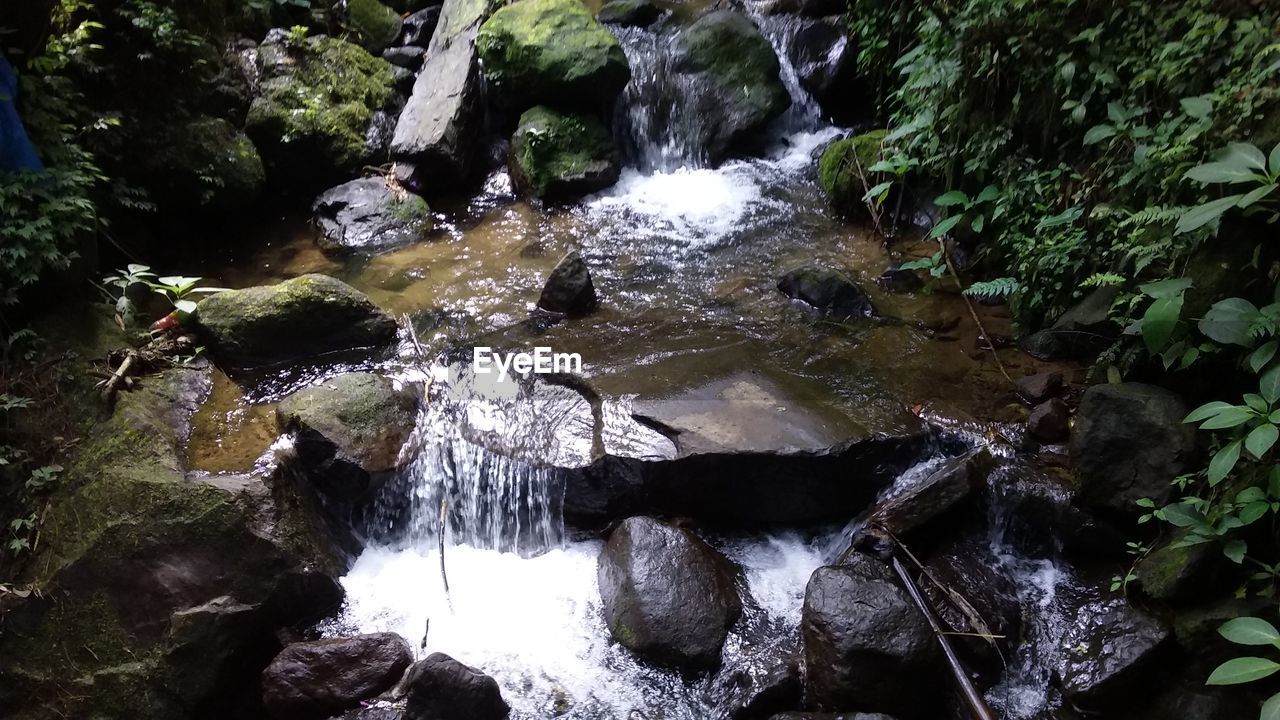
786,17,863,125
508,106,620,200
276,373,418,502
802,555,939,717
537,250,598,316
1056,598,1172,712
598,516,742,668
194,274,398,369
403,653,509,720
246,34,397,188
778,265,876,319
312,177,433,255
261,633,413,719
135,116,265,213
1070,383,1196,514
818,130,885,216
477,0,631,109
670,10,790,165
347,0,404,53
0,368,344,720
391,0,500,191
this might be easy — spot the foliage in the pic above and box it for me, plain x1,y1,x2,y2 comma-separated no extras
1206,617,1280,719
103,265,227,315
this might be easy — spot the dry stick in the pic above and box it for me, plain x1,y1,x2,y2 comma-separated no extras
438,497,451,599
892,556,998,720
97,350,137,404
937,239,1015,385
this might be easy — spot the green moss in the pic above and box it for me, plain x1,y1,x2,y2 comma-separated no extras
673,11,788,123
246,36,395,177
347,0,403,52
509,105,618,199
818,129,887,211
477,0,630,108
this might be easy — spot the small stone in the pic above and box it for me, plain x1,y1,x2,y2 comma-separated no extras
1027,398,1070,442
1015,371,1063,404
537,251,598,317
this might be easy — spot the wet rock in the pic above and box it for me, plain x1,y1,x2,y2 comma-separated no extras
1135,529,1223,604
757,0,844,17
1020,287,1120,361
921,530,1022,675
598,516,742,668
403,652,509,720
1027,398,1070,442
769,714,897,720
246,34,396,187
477,0,631,109
262,633,414,719
597,0,663,27
400,6,442,47
778,265,876,319
312,177,433,255
992,465,1127,562
671,10,790,165
818,130,885,216
1056,597,1172,711
1015,371,1063,404
719,654,803,720
392,0,499,191
383,45,426,69
1071,382,1196,514
276,373,418,501
0,368,345,720
194,274,398,369
786,17,863,125
802,555,939,717
509,106,620,201
863,450,987,539
875,263,922,294
537,251,598,316
348,0,404,53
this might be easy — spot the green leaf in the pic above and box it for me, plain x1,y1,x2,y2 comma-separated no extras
1208,440,1242,485
1206,656,1280,685
1185,401,1238,423
1036,206,1084,230
1263,692,1280,720
1224,539,1247,564
1238,184,1279,208
1162,502,1206,528
1180,96,1212,120
1200,407,1255,430
1199,298,1261,346
975,185,1000,204
1184,162,1268,185
935,191,968,207
1265,364,1280,404
1140,277,1192,299
1270,142,1280,177
1245,395,1270,413
1142,294,1183,352
971,214,985,233
1251,341,1279,373
1177,195,1245,234
1227,143,1269,172
1240,501,1270,525
928,215,964,239
1084,124,1116,145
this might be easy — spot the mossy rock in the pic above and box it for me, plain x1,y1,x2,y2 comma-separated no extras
138,116,265,212
246,34,396,188
818,129,886,215
193,273,398,369
669,10,789,164
347,0,404,52
477,0,631,109
509,106,620,200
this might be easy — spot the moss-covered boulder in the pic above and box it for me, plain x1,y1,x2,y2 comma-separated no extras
477,0,631,109
137,116,265,212
508,106,620,200
246,33,396,188
194,274,398,369
312,177,433,254
277,373,418,502
0,369,344,720
347,0,404,53
818,129,886,215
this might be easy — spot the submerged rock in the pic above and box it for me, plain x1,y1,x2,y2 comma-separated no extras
818,130,886,216
537,250,598,316
194,274,398,369
403,653,509,720
1071,382,1195,514
261,633,413,719
276,373,418,501
1056,598,1172,711
777,265,876,319
598,516,742,668
246,34,396,187
508,106,620,200
802,555,939,717
597,0,663,27
392,0,500,191
671,10,790,165
312,177,433,254
477,0,630,109
347,0,404,53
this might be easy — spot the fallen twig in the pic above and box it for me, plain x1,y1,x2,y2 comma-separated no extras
97,350,138,405
438,497,451,599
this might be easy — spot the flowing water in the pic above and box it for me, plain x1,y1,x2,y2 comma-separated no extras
186,10,1080,719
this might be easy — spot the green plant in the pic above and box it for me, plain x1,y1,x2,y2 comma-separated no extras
147,275,227,315
1205,617,1280,719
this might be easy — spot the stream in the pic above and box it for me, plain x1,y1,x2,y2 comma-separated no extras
186,8,1080,719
